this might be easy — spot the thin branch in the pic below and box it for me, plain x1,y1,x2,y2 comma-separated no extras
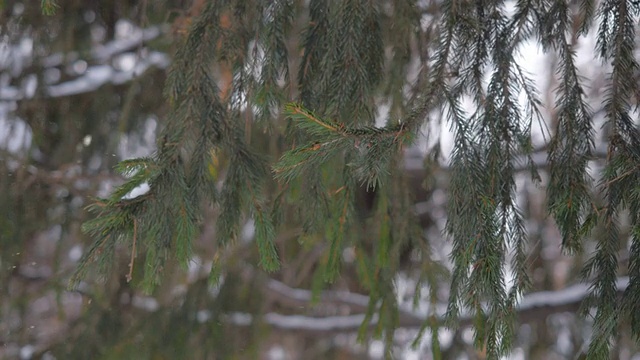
126,218,138,283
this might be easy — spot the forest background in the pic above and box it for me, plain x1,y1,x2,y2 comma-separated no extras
2,0,640,359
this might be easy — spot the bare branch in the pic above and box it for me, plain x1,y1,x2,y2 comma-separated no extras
224,276,630,334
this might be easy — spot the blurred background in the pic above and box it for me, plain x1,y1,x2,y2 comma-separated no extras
1,1,638,359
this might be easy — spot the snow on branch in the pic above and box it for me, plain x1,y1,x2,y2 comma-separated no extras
41,26,168,69
225,312,372,332
46,52,169,98
223,276,630,333
1,25,170,102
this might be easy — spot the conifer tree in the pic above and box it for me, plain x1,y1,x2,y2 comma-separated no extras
20,0,640,358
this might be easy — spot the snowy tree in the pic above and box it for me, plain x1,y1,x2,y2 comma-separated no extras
2,0,640,358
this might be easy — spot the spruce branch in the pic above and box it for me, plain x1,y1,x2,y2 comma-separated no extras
254,0,294,124
74,1,275,289
584,0,640,355
275,103,413,188
58,0,640,356
248,181,280,273
41,0,59,15
70,199,140,289
324,186,351,282
441,0,546,354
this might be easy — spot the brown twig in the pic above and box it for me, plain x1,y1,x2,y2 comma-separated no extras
126,218,138,283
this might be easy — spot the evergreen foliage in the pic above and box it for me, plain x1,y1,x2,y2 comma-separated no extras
27,0,640,357
40,0,59,15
